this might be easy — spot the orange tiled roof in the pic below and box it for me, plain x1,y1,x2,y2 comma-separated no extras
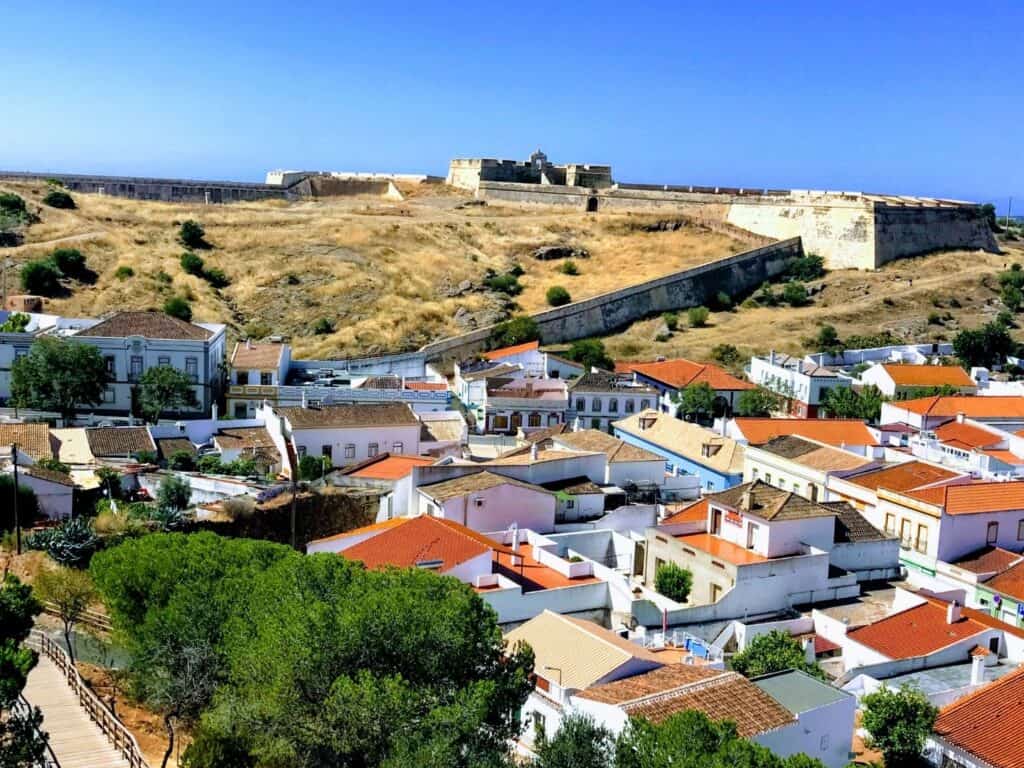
904,481,1024,515
933,665,1024,768
346,454,435,481
404,381,448,391
491,549,599,592
952,546,1023,576
230,341,284,370
483,340,540,361
675,533,767,566
983,449,1024,466
576,663,724,704
0,423,55,461
662,498,709,525
934,421,1003,449
733,418,877,447
340,515,503,572
879,364,975,388
630,358,755,391
984,560,1024,602
894,395,1024,419
847,461,960,493
846,601,988,659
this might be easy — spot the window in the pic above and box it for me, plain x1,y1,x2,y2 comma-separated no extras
565,499,575,509
104,355,116,377
575,398,585,412
592,398,602,413
915,524,929,553
368,443,379,457
492,415,509,430
609,398,618,413
101,387,116,404
129,356,143,382
591,418,601,429
900,519,912,548
321,445,332,460
528,413,541,427
393,442,403,453
233,402,247,419
260,371,273,385
640,399,651,410
625,399,635,414
792,483,801,497
764,473,772,485
344,444,355,459
236,371,249,385
1018,519,1024,541
751,468,759,480
884,514,896,536
987,522,999,545
158,355,171,367
297,446,307,458
185,357,198,383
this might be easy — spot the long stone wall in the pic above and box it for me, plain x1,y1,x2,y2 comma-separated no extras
419,238,803,363
0,171,290,203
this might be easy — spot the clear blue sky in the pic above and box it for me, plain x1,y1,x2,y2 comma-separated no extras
2,1,1021,210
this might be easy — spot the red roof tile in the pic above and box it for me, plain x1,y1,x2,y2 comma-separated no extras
846,601,988,659
662,498,709,525
491,549,599,593
952,546,1024,576
879,364,976,388
933,665,1024,768
934,421,1003,449
339,515,498,572
734,418,877,447
484,340,540,361
847,461,960,493
894,395,1024,419
984,560,1024,602
404,381,448,391
345,454,435,481
630,358,755,391
904,481,1024,515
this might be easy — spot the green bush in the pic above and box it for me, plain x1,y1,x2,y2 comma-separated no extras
491,316,540,348
20,259,63,296
0,312,30,332
559,260,579,276
163,296,193,322
927,311,943,325
313,317,335,335
662,312,679,331
508,263,525,277
782,281,809,306
167,451,196,471
546,285,571,307
35,457,71,474
1002,284,1023,312
157,475,192,512
197,455,224,474
564,338,614,371
204,267,230,289
51,248,87,279
42,190,75,209
0,192,29,220
785,253,825,281
713,291,732,310
179,220,207,249
156,270,173,285
298,454,331,480
25,517,99,567
687,306,709,327
755,281,779,307
180,251,205,276
114,265,135,280
710,343,741,365
484,273,523,295
654,562,692,603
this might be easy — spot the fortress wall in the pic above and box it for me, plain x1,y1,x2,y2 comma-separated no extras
419,238,802,363
0,171,288,203
289,176,400,199
873,203,998,265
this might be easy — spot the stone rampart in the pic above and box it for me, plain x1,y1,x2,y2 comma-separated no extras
419,237,802,363
0,171,289,203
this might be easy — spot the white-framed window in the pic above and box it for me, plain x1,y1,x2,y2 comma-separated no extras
592,398,602,413
129,356,143,382
885,514,896,536
625,399,635,413
101,387,116,404
575,398,585,411
260,372,273,385
609,398,618,413
344,444,355,459
185,357,198,383
393,442,404,453
158,355,171,367
368,442,379,457
915,524,929,553
987,522,999,545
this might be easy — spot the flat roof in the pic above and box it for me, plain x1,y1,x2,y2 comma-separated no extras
674,532,767,566
752,669,850,713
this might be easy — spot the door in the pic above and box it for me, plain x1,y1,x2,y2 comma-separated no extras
711,508,723,535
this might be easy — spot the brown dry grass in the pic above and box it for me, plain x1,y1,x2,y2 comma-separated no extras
599,244,1024,363
0,181,741,357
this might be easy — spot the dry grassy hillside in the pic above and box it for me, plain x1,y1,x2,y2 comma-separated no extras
1,181,742,357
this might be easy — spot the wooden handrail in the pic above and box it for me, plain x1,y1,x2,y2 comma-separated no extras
29,631,151,768
13,693,61,768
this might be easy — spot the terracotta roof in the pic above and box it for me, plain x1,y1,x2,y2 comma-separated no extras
483,340,540,361
19,464,75,487
614,671,796,737
675,532,768,566
933,665,1024,768
662,498,709,525
846,601,988,660
459,362,522,382
230,341,284,370
709,480,837,522
934,421,1004,449
491,548,600,592
504,610,663,691
893,395,1024,419
614,410,745,476
339,515,501,572
903,481,1024,515
76,311,212,340
486,448,596,467
732,418,877,447
155,437,196,461
520,424,569,444
758,435,874,472
277,403,419,429
85,427,155,457
575,663,724,704
879,364,975,388
952,546,1024,576
982,449,1024,466
486,379,567,401
418,470,550,502
984,560,1024,602
552,429,662,463
847,461,961,493
306,517,409,547
213,427,277,452
404,381,448,391
630,358,755,391
0,423,55,460
346,454,434,481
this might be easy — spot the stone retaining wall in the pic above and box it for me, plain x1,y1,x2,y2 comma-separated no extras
0,171,291,203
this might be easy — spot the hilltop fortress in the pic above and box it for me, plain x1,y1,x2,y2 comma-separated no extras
447,150,998,270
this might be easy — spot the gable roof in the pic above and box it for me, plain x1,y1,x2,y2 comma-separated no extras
984,560,1024,602
732,418,877,447
230,341,285,369
879,364,975,388
846,461,961,493
276,403,419,429
934,420,1004,450
19,464,76,487
952,546,1024,577
933,665,1024,768
344,454,434,481
629,358,755,391
614,410,745,476
486,448,597,467
213,427,277,452
893,395,1024,419
662,498,709,525
758,435,874,472
846,601,988,660
155,437,196,461
751,669,850,713
0,423,55,461
85,427,155,457
339,515,502,572
827,502,891,543
903,481,1024,515
504,610,663,690
484,340,540,361
552,429,662,463
709,480,837,522
76,311,212,341
417,470,549,502
574,663,723,704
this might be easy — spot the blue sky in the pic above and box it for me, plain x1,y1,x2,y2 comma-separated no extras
2,1,1021,210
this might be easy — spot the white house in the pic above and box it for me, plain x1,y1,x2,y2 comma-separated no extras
859,363,977,400
415,471,557,533
226,340,291,418
567,372,658,432
5,464,74,519
748,351,850,418
549,429,665,488
482,378,568,435
743,435,883,504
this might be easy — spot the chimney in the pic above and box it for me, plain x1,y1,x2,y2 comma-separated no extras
211,402,219,422
802,637,816,665
510,522,519,553
947,600,961,624
956,412,966,424
530,442,539,461
769,349,776,366
525,380,534,394
970,653,985,686
301,390,308,409
740,490,753,512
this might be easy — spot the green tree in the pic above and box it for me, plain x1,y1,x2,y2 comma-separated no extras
980,203,999,232
1003,284,1023,312
564,338,614,371
167,451,195,471
20,259,63,296
710,343,741,366
861,684,938,768
10,336,109,422
136,365,199,423
730,630,825,680
157,475,192,512
0,312,30,332
50,248,87,279
856,384,886,422
33,567,95,665
785,254,825,281
688,305,710,327
804,324,844,354
297,453,331,480
782,281,809,306
654,562,692,603
736,387,782,417
673,382,715,420
163,296,193,322
42,189,75,209
491,316,541,348
536,714,614,768
546,285,572,307
0,574,41,644
179,220,208,249
820,386,863,419
662,312,679,332
0,193,28,221
953,321,1015,369
0,574,46,768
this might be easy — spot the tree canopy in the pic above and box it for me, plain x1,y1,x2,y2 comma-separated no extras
736,387,782,417
0,574,46,766
491,316,540,348
136,365,199,423
861,684,937,768
654,562,692,603
10,336,109,422
820,384,885,422
730,631,825,680
953,321,1015,369
673,382,716,420
535,714,615,768
564,338,614,371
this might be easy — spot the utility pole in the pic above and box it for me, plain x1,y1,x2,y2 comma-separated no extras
11,443,21,555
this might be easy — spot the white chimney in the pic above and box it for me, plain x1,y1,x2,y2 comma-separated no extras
970,654,985,686
510,522,519,553
769,349,776,366
802,637,816,665
211,402,219,422
301,390,308,409
947,600,961,624
530,442,538,460
956,412,966,424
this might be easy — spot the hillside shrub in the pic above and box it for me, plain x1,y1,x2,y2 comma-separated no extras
687,306,709,327
484,273,523,295
179,220,208,249
42,189,75,209
1002,284,1023,312
491,316,540,347
559,260,579,275
546,285,571,306
782,281,809,306
20,259,63,296
204,267,230,289
312,317,335,335
0,192,28,220
710,343,741,365
785,253,825,281
180,251,205,276
163,296,193,322
114,265,135,280
51,248,88,279
564,338,614,371
662,312,679,331
712,290,732,310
